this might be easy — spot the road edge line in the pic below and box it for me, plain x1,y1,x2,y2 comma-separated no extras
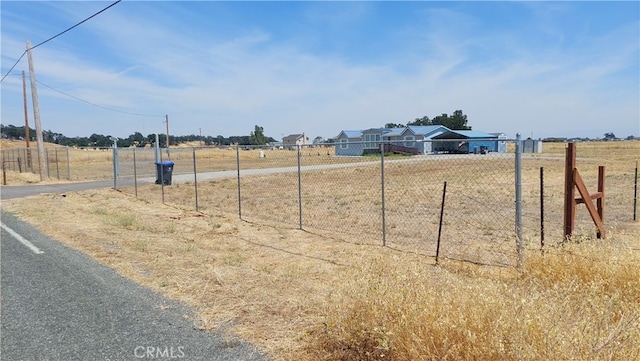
1,222,44,255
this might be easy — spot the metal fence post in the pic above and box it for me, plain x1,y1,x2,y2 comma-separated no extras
112,142,118,189
66,146,71,180
193,148,199,212
515,134,523,269
634,160,638,221
54,148,60,179
45,148,50,178
159,148,165,204
297,145,303,230
381,143,386,247
436,181,447,264
540,167,545,252
236,146,242,219
133,147,138,198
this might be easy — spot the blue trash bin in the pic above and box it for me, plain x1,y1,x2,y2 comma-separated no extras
155,161,174,185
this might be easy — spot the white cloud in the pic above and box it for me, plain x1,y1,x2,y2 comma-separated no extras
2,2,638,140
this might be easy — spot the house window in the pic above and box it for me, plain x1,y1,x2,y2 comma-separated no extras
364,134,381,149
340,139,348,149
404,135,415,147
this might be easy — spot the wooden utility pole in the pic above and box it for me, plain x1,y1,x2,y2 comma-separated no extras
22,70,32,168
26,40,47,180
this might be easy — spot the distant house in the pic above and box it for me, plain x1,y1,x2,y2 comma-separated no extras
432,130,505,153
334,130,367,156
335,126,450,156
334,126,506,156
312,136,326,145
282,133,309,149
387,125,449,154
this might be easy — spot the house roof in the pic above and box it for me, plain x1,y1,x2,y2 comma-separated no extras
362,128,388,134
381,127,406,137
336,130,363,138
283,134,307,142
407,125,449,136
433,130,497,139
337,127,501,141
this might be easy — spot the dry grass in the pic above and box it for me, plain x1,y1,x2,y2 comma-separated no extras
1,140,639,360
309,236,639,360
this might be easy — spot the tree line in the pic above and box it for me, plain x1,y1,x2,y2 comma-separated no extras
0,124,277,148
385,110,472,130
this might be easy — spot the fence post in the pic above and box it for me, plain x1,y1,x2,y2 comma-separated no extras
634,161,638,221
297,145,303,230
66,146,71,180
563,143,577,239
112,141,119,189
45,148,50,178
55,148,60,179
159,147,165,204
540,167,545,252
380,143,386,247
436,181,447,265
193,148,199,212
236,146,242,219
515,133,523,269
133,147,138,198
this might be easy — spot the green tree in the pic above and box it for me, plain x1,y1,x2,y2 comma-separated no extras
385,122,405,128
407,110,471,130
408,116,432,126
448,110,471,130
128,132,146,147
249,125,268,145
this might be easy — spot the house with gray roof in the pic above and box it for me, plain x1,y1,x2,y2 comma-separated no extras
334,126,505,156
282,133,309,149
335,130,366,156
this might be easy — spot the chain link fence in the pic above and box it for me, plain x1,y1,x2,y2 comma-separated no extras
518,143,639,249
1,146,72,182
113,140,639,268
114,139,526,267
4,140,637,267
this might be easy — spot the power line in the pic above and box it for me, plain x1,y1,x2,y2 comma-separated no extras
0,0,122,83
2,71,163,118
36,80,165,118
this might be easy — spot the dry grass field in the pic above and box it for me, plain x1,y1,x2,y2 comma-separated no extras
1,140,639,360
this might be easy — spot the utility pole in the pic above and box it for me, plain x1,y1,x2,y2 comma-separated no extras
26,39,47,180
165,114,170,148
22,70,32,168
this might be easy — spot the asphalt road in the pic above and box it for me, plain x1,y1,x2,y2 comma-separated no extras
0,210,266,360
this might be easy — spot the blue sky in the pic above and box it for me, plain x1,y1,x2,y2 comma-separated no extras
1,1,639,141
